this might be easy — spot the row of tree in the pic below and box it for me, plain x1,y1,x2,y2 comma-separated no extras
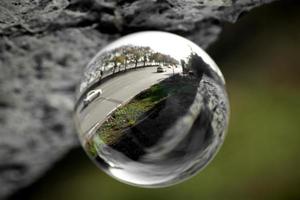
80,45,180,92
95,45,179,74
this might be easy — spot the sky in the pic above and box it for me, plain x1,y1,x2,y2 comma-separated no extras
89,31,224,82
102,31,193,61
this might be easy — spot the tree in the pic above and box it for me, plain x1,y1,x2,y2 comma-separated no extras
117,55,126,72
102,53,111,74
149,52,158,64
149,52,163,65
181,59,187,74
140,46,151,67
110,55,124,74
128,46,142,68
119,45,132,70
187,52,212,79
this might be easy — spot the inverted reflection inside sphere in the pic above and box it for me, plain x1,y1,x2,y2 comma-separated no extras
74,31,229,187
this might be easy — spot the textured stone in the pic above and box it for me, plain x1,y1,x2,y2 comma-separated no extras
0,0,274,199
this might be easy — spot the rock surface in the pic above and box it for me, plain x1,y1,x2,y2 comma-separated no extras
0,0,274,199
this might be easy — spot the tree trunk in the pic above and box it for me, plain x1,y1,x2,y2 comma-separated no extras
113,62,117,74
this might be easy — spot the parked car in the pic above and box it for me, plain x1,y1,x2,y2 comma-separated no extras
157,65,166,73
83,89,103,106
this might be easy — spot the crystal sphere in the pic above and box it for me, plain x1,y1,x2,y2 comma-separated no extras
74,31,229,187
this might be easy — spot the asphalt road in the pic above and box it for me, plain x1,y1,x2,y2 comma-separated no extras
75,66,182,140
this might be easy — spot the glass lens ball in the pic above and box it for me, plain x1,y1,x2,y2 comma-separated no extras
74,31,230,188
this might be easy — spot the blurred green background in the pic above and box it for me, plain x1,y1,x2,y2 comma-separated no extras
11,1,300,199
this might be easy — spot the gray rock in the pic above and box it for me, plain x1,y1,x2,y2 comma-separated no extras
0,0,274,199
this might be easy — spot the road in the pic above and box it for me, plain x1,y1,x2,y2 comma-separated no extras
75,66,182,139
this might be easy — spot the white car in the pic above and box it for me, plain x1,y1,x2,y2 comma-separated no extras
157,65,166,73
83,89,103,106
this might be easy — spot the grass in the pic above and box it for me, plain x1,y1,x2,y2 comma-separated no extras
96,83,168,145
85,140,98,158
